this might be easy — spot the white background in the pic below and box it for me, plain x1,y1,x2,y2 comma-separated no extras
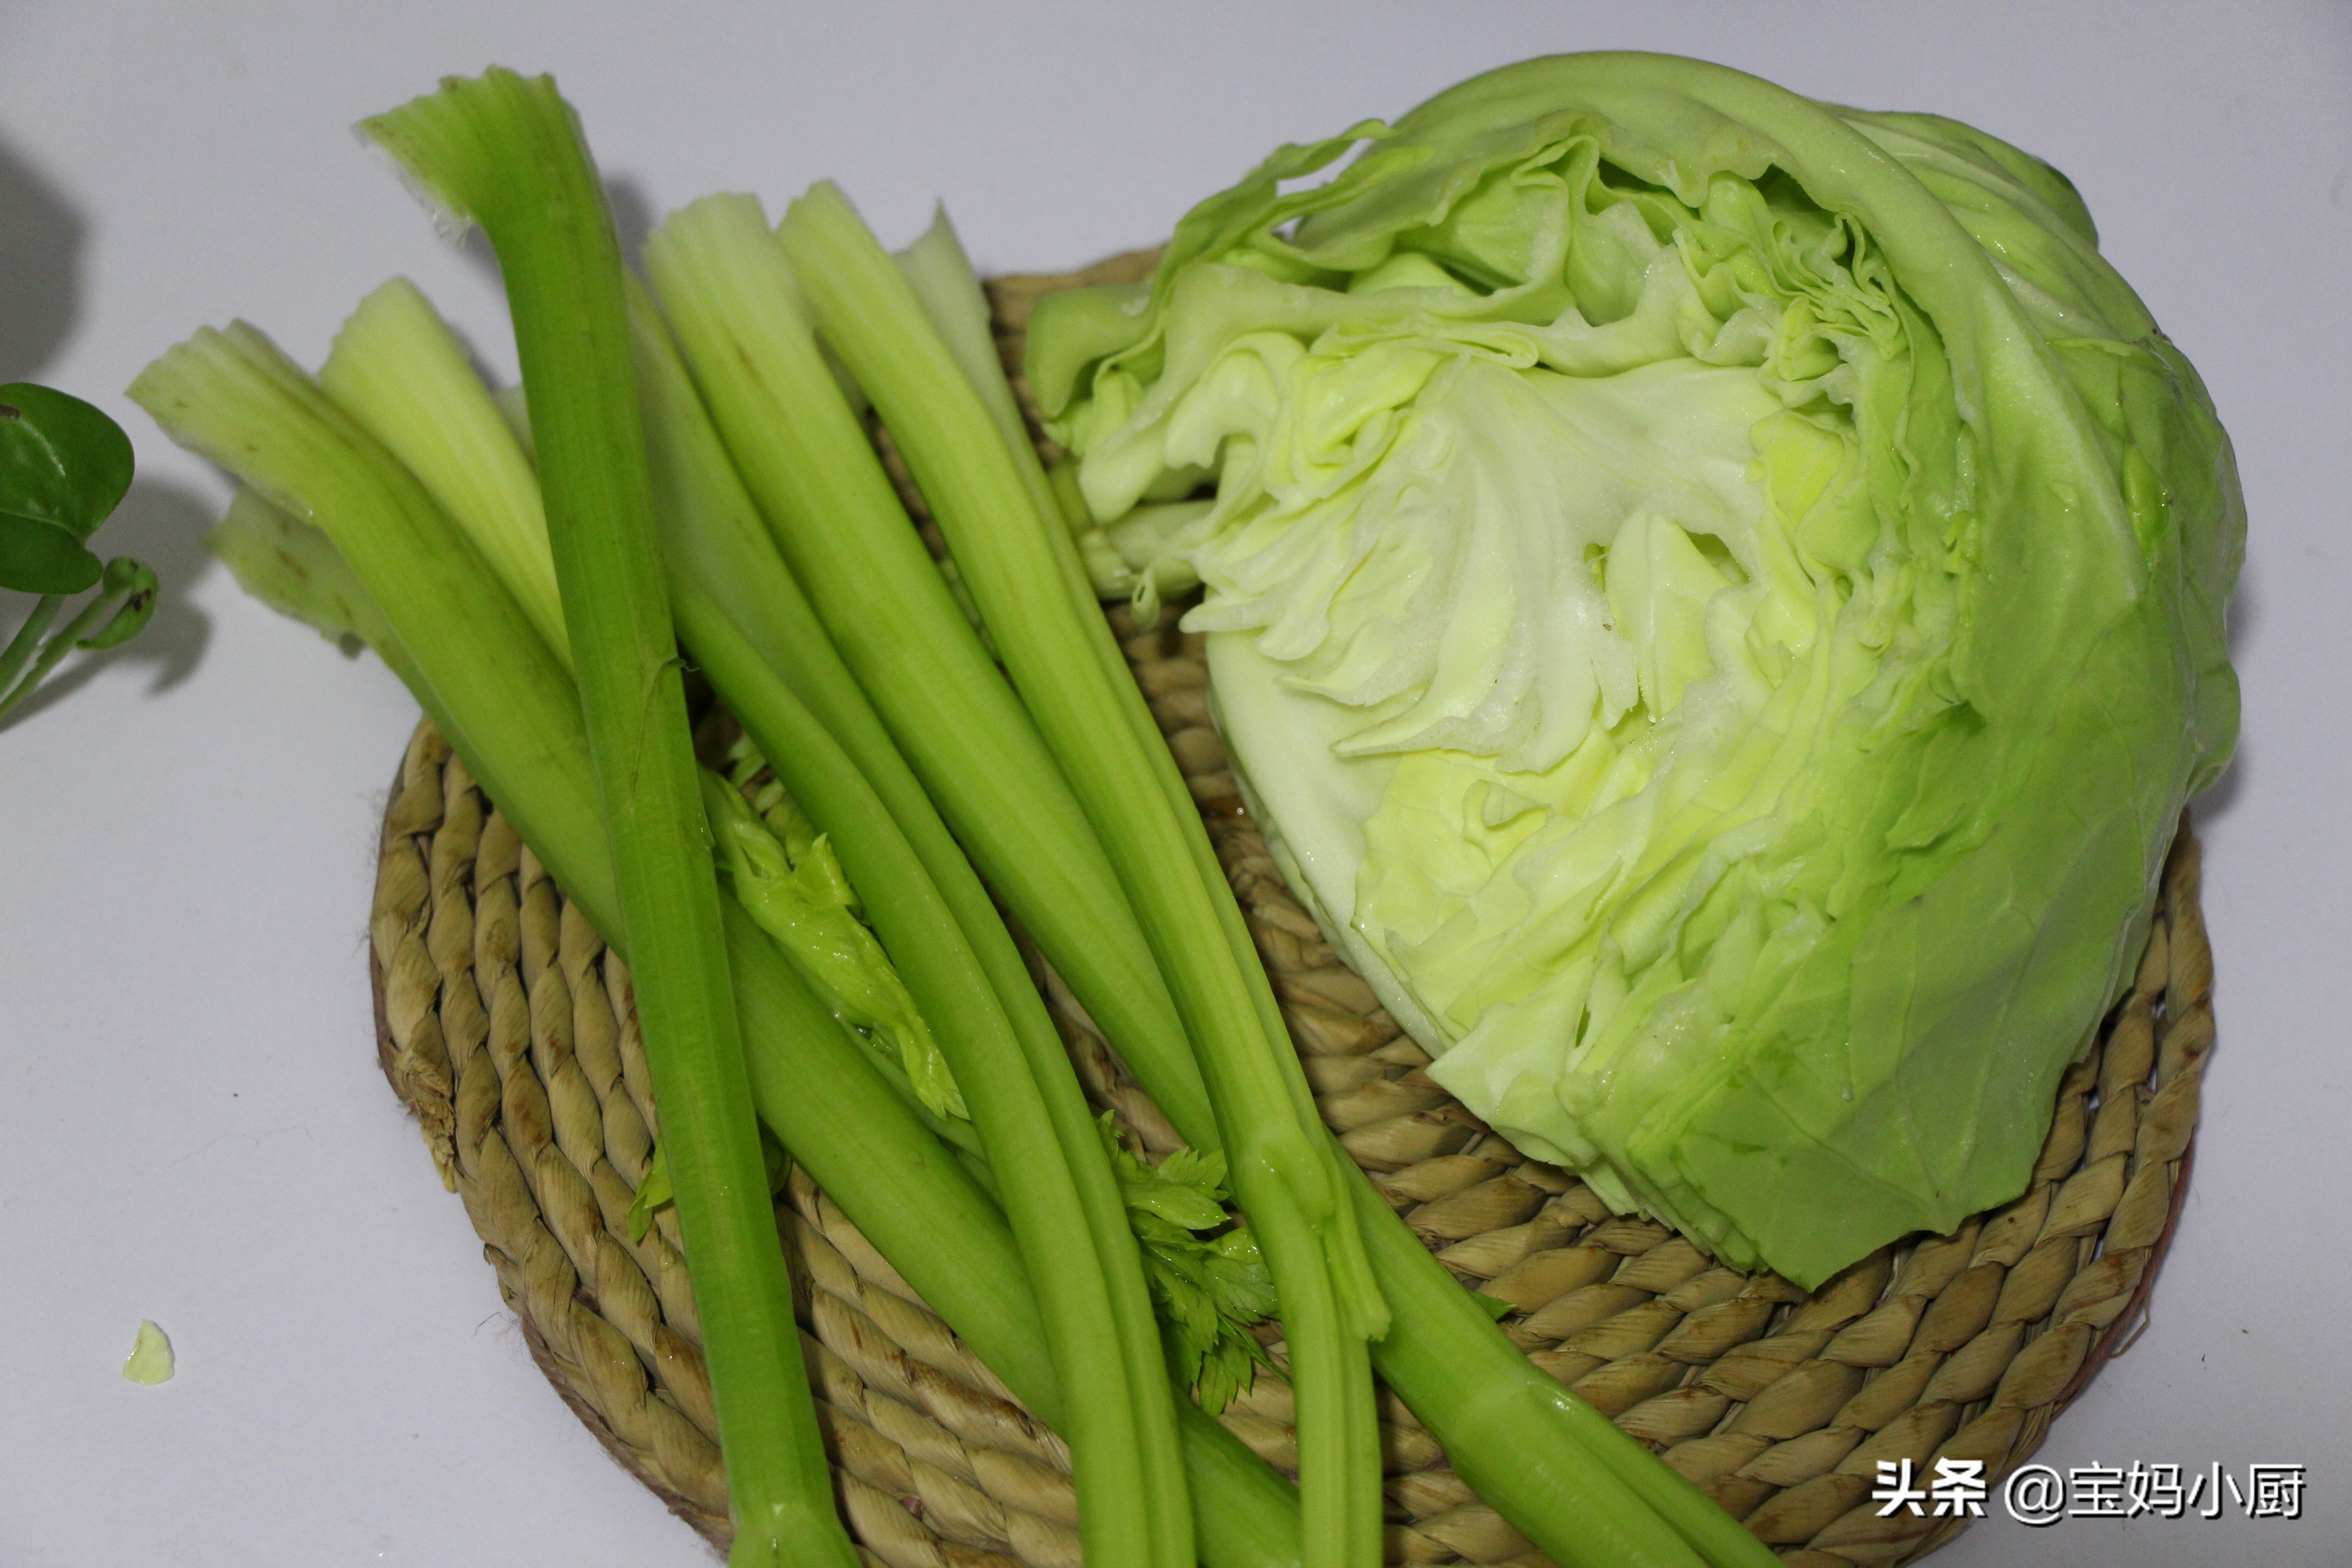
2,2,2345,1564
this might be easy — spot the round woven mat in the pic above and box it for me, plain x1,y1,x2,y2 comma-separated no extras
364,258,2209,1568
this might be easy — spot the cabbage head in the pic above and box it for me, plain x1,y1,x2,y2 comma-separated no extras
1029,52,2240,1288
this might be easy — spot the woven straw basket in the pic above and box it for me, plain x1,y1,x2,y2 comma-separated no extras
365,255,2209,1568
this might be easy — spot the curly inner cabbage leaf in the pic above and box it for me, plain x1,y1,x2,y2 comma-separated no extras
1032,53,2240,1288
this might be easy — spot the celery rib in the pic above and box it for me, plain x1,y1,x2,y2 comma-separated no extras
128,323,616,921
648,202,1214,1565
1354,1181,1749,1568
228,214,1187,1566
642,193,1215,1154
627,265,1082,1122
779,181,1388,1568
356,70,854,1568
319,276,572,667
674,579,1186,1568
632,263,1191,1568
725,892,1303,1568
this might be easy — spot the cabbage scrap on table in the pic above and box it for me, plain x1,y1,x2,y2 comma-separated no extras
1033,53,2240,1288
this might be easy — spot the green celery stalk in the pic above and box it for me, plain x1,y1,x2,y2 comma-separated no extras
355,69,854,1568
889,210,1042,504
1355,1182,1742,1568
641,193,1214,1147
642,214,1207,1561
315,230,1191,1567
318,276,571,666
132,315,1307,1568
627,267,1074,1107
884,205,1292,1116
779,181,1389,1568
628,264,1220,1176
631,268,1195,1561
725,892,1300,1568
207,488,395,653
625,270,823,690
670,573,1191,1568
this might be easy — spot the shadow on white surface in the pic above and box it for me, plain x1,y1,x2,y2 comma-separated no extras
0,130,81,382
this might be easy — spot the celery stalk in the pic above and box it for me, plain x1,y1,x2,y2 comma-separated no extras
725,893,1302,1568
319,276,571,666
287,227,1195,1561
488,233,1191,1557
890,210,1039,496
779,182,1388,1568
311,212,1190,1566
644,214,1204,1563
671,578,1191,1568
355,70,854,1568
628,267,1068,1092
1354,1182,1739,1568
642,193,1215,1148
632,271,1196,1558
885,206,1297,1146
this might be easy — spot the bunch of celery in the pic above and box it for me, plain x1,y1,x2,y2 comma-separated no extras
132,65,1776,1568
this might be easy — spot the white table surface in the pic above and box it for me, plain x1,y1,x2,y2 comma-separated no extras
4,3,2345,1564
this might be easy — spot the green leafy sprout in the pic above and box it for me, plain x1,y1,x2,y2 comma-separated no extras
706,750,969,1123
1096,1112,1279,1416
0,383,157,720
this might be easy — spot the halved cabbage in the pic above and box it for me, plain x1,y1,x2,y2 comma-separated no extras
1031,53,2240,1287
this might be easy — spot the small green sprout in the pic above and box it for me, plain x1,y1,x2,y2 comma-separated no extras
0,384,156,720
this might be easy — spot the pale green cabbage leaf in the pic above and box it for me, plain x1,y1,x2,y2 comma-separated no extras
1032,52,2240,1287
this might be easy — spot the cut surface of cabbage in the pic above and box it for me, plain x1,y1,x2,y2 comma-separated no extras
1036,53,2241,1286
